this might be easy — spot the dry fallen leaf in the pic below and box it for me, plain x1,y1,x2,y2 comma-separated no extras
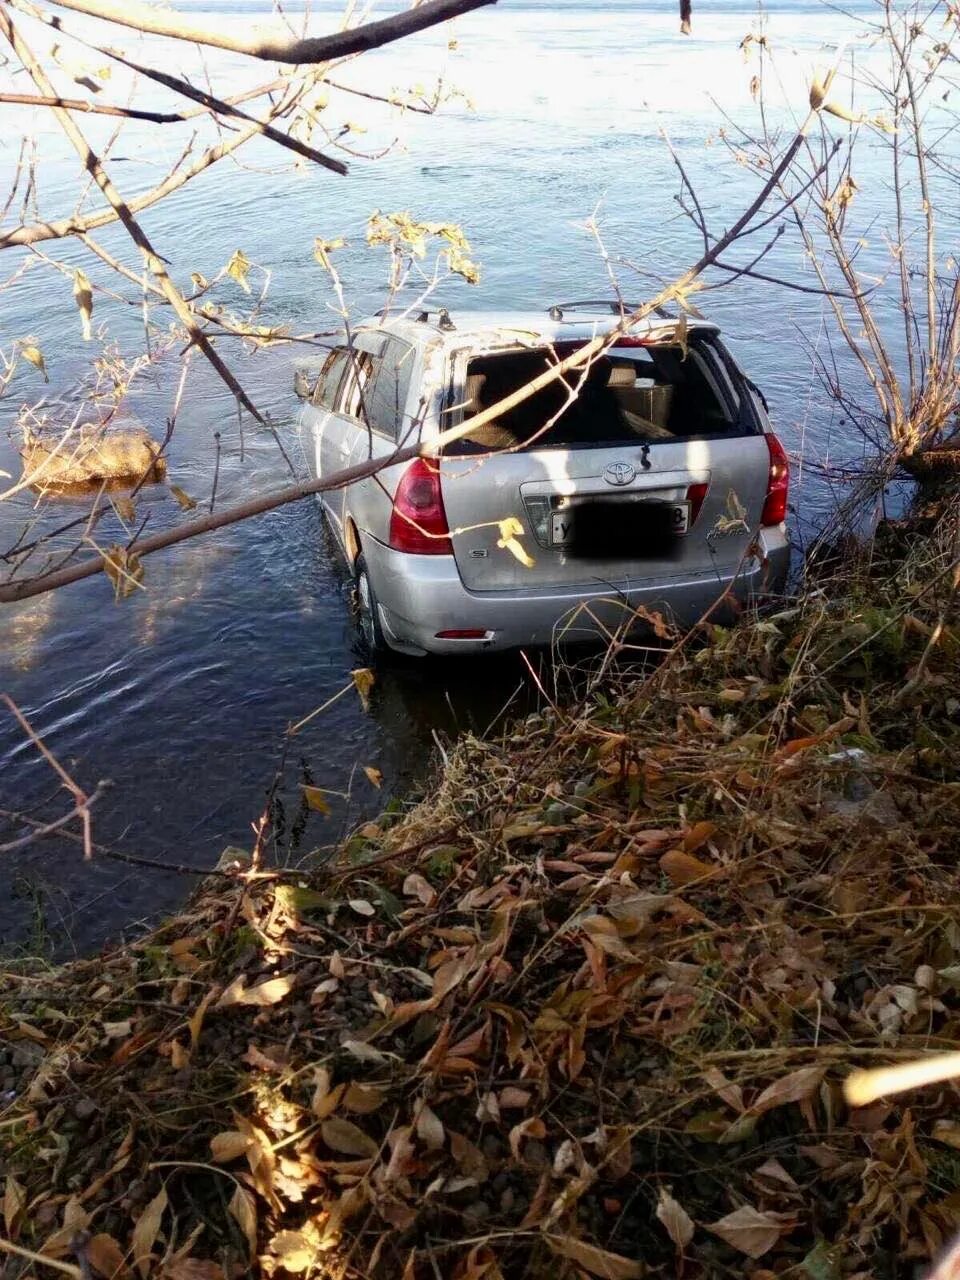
656,1185,695,1251
267,1230,314,1273
86,1232,129,1278
707,1204,795,1259
217,974,294,1009
3,1174,26,1239
132,1185,168,1279
416,1104,445,1150
660,848,719,886
321,1116,379,1158
363,765,383,788
750,1065,824,1116
545,1235,644,1278
342,1082,386,1115
210,1130,252,1163
161,1261,225,1280
402,872,436,905
228,1185,257,1262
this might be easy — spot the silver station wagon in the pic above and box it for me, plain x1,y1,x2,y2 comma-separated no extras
295,303,790,657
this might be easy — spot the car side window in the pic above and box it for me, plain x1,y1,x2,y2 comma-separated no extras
365,338,415,441
338,350,380,421
311,347,349,409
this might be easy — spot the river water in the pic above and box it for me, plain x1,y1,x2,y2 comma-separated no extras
0,0,950,952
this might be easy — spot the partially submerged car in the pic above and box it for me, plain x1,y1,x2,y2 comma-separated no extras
295,302,790,656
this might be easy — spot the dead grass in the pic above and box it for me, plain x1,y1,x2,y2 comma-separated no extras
20,424,167,492
2,499,960,1279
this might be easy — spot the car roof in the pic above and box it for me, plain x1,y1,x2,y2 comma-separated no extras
356,307,720,349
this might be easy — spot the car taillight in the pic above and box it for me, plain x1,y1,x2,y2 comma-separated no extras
761,433,790,526
686,481,709,526
389,458,453,555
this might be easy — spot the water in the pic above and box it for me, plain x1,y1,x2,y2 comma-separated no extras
0,0,952,952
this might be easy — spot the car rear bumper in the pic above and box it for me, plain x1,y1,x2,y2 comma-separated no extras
362,528,790,656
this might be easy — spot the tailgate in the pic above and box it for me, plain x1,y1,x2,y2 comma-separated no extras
441,436,770,592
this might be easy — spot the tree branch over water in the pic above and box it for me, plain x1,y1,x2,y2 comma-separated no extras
35,0,496,63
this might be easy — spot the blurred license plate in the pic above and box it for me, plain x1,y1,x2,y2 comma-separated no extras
551,499,690,549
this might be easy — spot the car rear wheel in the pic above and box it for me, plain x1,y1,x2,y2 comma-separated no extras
354,557,386,655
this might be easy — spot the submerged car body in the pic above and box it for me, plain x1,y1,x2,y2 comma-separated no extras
295,304,790,656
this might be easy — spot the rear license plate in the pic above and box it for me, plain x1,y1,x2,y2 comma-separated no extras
551,498,690,551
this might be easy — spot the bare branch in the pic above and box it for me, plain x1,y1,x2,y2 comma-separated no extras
0,90,188,121
37,0,495,63
84,45,347,175
0,778,111,854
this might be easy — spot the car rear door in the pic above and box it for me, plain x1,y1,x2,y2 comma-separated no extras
342,333,422,546
437,336,771,594
301,345,354,534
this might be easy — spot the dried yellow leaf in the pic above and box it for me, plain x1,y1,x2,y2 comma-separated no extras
302,784,331,814
20,344,48,381
102,544,145,599
352,666,375,711
497,517,535,568
210,1130,252,1162
113,496,136,523
169,484,197,511
132,1185,168,1279
225,249,251,293
229,1185,257,1261
73,269,93,340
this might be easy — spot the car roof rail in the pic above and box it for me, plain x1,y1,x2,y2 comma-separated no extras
547,299,673,321
375,304,456,331
414,307,456,331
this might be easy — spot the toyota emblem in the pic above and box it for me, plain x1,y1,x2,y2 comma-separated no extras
603,461,636,487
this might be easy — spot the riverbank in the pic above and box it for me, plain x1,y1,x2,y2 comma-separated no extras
3,495,960,1280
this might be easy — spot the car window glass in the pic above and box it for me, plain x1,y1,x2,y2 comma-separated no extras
444,337,749,456
311,347,348,409
339,350,380,420
365,338,415,440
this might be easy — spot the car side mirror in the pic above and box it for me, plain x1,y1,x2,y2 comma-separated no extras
293,369,313,400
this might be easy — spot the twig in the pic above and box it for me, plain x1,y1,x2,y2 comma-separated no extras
0,1237,82,1277
0,779,111,854
1,692,99,858
0,90,188,121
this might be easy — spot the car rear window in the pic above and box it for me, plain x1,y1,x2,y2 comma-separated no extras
444,338,752,455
